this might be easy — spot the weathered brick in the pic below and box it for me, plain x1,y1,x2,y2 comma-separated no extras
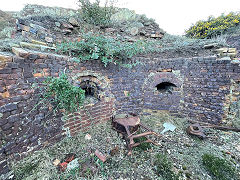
0,103,17,113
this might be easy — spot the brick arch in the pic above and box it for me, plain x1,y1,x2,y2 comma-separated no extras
72,71,113,100
142,72,183,112
149,72,182,89
63,71,116,136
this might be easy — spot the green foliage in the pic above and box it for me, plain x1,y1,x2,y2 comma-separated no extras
134,136,151,151
43,73,85,113
186,12,240,39
154,153,179,180
202,153,238,180
78,0,116,27
14,162,39,180
56,33,147,67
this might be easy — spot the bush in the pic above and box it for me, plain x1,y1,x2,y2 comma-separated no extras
154,153,179,180
56,33,147,66
185,12,240,39
43,73,85,113
202,153,238,180
78,0,116,27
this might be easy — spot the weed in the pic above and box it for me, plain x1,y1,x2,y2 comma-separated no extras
42,73,85,113
202,153,238,180
56,32,147,66
154,153,179,180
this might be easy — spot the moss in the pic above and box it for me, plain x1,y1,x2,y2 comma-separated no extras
134,136,151,151
202,153,238,180
154,153,179,180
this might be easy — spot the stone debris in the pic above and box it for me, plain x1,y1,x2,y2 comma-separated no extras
68,17,80,27
85,134,92,140
216,47,238,59
203,43,219,49
53,159,60,166
95,149,107,162
12,47,29,58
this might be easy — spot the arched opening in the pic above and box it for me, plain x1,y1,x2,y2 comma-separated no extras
79,80,99,103
156,82,177,93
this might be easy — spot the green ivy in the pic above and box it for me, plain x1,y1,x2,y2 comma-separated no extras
43,73,85,113
56,33,147,67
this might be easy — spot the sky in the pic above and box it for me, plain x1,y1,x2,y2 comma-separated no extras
1,0,240,35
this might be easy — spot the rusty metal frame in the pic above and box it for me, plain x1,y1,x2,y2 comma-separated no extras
112,115,161,155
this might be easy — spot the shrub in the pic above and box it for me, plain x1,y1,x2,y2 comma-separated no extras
78,0,116,27
202,153,238,180
56,33,147,66
154,153,179,180
185,12,240,39
43,73,85,113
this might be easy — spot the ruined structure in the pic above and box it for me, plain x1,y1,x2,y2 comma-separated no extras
0,47,239,174
0,4,240,176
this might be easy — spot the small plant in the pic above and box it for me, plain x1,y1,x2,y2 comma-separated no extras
14,162,39,180
154,153,179,180
43,73,85,113
134,136,151,151
78,0,116,27
56,33,147,66
202,153,238,180
185,12,240,39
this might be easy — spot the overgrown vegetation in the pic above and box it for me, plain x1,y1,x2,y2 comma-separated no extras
56,31,229,67
78,0,116,27
154,153,179,180
9,113,240,179
202,153,238,180
56,32,148,66
42,73,85,113
186,12,240,39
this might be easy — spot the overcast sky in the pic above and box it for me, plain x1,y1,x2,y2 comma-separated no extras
1,0,240,35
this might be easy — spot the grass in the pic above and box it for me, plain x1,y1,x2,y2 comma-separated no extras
14,161,39,180
154,153,179,180
202,153,238,180
9,112,240,179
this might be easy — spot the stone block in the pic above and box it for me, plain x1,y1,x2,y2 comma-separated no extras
12,47,29,58
31,39,47,46
69,17,80,26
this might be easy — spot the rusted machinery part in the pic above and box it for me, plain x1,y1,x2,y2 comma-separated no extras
187,123,206,139
188,120,240,132
112,114,160,155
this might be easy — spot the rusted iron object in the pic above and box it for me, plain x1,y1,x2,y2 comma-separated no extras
186,123,206,139
188,120,240,132
112,114,161,155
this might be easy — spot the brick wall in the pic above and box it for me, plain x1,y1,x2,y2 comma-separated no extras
0,49,239,176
